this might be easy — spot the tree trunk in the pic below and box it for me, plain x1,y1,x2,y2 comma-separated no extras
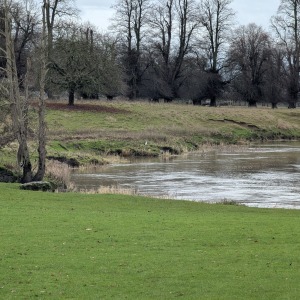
68,89,75,106
33,4,47,181
209,96,217,107
288,103,296,108
248,100,257,107
17,142,33,183
193,99,202,106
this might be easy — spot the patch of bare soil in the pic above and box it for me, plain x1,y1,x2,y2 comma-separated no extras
33,102,130,114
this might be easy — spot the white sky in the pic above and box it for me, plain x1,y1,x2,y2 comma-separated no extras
76,0,282,32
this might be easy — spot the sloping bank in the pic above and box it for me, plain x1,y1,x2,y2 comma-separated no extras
1,101,300,170
44,101,300,167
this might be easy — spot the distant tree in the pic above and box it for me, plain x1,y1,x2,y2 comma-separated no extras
113,0,151,99
49,24,124,105
148,0,199,100
43,0,78,54
198,0,235,106
93,34,126,99
227,23,271,107
147,0,175,100
10,0,38,83
271,0,300,108
49,24,97,105
0,0,38,85
262,47,285,108
43,0,78,97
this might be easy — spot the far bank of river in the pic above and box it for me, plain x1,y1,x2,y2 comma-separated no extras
71,142,300,209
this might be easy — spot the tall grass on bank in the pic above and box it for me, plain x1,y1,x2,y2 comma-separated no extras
45,160,72,189
1,183,300,299
75,185,138,195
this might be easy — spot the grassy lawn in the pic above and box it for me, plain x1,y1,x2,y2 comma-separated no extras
1,183,300,299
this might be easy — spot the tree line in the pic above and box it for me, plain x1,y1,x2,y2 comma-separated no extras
0,0,300,182
1,0,300,108
111,0,300,109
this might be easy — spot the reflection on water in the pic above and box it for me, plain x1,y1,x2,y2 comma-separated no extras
72,142,300,209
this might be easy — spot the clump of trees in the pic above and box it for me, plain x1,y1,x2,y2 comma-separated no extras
108,0,300,108
1,0,300,109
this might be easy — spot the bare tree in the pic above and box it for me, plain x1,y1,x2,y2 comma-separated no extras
44,0,78,53
271,0,300,108
10,0,38,83
148,0,199,100
33,0,48,181
199,0,235,106
263,47,285,108
94,34,126,99
43,0,78,98
113,0,151,99
172,0,199,92
2,0,48,182
147,0,174,99
4,0,32,182
49,23,96,105
228,23,271,107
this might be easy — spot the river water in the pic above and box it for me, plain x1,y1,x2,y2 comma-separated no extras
71,143,300,209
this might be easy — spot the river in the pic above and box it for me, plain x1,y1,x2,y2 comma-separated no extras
71,142,300,209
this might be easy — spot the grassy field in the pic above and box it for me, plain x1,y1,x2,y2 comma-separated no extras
45,101,300,160
1,100,300,168
1,183,300,299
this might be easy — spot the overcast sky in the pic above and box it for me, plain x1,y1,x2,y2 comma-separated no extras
76,0,281,32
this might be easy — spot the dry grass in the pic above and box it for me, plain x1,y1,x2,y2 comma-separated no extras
73,185,138,195
46,160,72,189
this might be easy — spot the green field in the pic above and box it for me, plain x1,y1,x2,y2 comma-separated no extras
1,183,300,299
45,101,300,160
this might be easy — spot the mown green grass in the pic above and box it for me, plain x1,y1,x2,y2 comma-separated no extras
1,183,300,299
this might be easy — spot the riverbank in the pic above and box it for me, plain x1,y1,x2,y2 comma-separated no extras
1,100,300,174
45,101,300,163
1,182,300,299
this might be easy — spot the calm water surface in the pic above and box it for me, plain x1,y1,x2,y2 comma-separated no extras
72,143,300,209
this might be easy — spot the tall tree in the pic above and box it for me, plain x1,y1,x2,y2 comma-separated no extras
93,34,125,99
4,0,32,182
227,23,271,107
33,0,48,181
10,0,38,83
43,0,78,54
2,0,48,182
43,0,78,97
262,47,285,108
199,0,235,106
147,0,174,99
148,0,199,100
271,0,300,108
113,0,150,99
49,23,96,105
